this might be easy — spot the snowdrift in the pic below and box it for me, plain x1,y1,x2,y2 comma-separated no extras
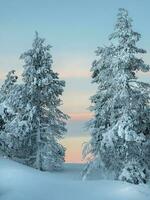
0,158,150,200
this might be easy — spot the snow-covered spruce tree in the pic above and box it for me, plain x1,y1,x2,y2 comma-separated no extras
0,70,18,156
18,32,68,170
83,8,150,184
0,71,37,162
0,70,18,105
2,83,34,162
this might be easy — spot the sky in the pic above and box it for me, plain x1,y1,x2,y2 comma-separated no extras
0,0,150,163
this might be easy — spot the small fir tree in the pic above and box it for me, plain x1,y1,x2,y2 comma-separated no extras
0,70,18,157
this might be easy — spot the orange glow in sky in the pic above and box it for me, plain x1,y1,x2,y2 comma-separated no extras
61,136,89,163
59,69,90,78
69,112,92,121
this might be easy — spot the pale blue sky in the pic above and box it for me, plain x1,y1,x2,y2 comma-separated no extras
0,0,150,138
0,0,150,52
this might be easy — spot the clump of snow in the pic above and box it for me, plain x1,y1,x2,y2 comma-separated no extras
0,158,150,200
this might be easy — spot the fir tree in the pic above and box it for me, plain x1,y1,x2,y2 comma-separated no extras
18,32,68,170
0,70,18,157
83,8,150,184
0,70,18,104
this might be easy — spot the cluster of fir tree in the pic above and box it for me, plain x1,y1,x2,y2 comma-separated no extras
0,32,68,171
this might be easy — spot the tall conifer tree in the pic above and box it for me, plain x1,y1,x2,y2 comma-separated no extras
83,8,150,184
19,32,68,170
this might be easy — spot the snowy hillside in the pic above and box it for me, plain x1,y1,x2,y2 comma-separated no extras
0,159,150,200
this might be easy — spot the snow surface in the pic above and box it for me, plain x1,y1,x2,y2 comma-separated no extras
0,158,150,200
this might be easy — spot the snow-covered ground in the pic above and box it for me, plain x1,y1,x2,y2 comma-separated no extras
0,158,150,200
